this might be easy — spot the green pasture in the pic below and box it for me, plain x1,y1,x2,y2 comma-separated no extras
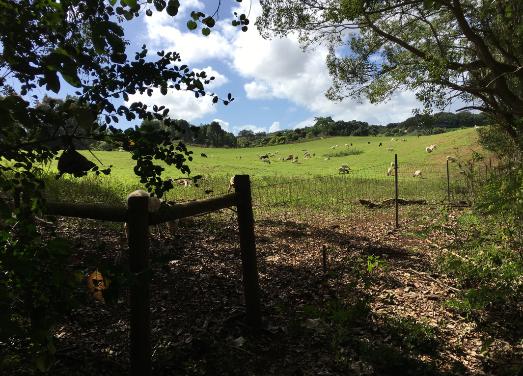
83,128,480,181
43,128,486,213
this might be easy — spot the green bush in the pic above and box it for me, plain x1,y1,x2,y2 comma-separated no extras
322,149,363,158
475,164,523,249
384,317,439,353
439,210,523,316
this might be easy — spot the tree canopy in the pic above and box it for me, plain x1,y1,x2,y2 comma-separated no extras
219,111,489,147
1,0,249,195
0,0,248,369
258,0,523,147
137,118,237,147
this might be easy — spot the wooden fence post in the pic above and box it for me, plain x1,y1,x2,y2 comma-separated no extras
394,154,399,228
234,175,262,328
127,196,151,376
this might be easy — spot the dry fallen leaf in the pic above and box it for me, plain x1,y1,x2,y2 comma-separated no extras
231,336,246,347
87,269,106,303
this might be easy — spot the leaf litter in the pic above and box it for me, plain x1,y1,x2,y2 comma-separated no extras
6,206,522,375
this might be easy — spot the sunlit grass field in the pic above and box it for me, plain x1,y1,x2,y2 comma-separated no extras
77,128,480,180
44,128,488,213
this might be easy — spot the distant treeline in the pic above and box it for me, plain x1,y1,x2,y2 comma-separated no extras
236,112,489,147
91,111,489,150
147,119,237,147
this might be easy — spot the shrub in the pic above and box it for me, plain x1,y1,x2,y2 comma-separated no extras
438,211,523,315
322,149,363,158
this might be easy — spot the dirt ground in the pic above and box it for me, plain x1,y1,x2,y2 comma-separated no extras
6,207,523,375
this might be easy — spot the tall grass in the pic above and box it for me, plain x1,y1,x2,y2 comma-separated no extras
39,127,486,216
42,163,473,216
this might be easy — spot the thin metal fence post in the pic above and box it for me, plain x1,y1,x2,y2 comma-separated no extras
127,196,151,376
394,154,399,228
234,175,262,328
322,245,328,275
447,159,451,204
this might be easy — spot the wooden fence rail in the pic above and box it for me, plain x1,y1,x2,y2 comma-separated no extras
149,193,237,224
46,202,127,222
45,175,261,376
46,193,238,224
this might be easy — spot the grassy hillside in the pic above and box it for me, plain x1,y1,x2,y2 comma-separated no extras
43,128,487,209
86,128,482,182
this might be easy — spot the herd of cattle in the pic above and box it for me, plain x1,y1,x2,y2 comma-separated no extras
252,140,441,178
168,140,448,186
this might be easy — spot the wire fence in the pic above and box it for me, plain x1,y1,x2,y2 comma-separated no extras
245,156,498,218
42,156,498,221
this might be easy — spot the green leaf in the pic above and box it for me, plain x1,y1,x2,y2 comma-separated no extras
122,0,138,8
111,52,127,64
123,10,133,20
44,70,60,93
194,80,204,90
202,27,210,36
57,149,96,177
203,17,215,28
105,20,125,36
91,24,107,54
166,0,179,16
422,0,440,9
153,0,166,11
190,11,200,20
58,57,81,87
61,73,81,87
106,30,126,53
187,20,197,30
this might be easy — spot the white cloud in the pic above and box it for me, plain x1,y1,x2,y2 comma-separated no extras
140,1,425,126
233,34,308,79
126,64,228,122
234,124,267,134
244,81,273,99
226,2,424,125
269,121,281,132
143,11,232,64
194,66,228,89
128,89,217,122
293,117,316,129
233,32,422,124
212,118,230,132
231,121,281,135
178,0,205,16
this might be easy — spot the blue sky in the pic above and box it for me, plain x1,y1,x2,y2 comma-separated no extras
10,0,438,134
113,0,432,134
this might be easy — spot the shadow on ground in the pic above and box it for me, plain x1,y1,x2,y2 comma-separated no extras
5,213,520,375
